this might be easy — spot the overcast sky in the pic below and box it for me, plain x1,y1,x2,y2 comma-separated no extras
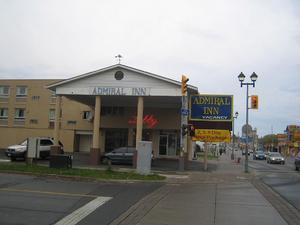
0,0,299,136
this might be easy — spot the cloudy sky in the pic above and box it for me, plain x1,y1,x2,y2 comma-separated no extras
0,0,299,136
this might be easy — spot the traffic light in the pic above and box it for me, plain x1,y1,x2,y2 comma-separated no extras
182,124,189,136
181,75,189,95
189,124,195,137
251,95,258,109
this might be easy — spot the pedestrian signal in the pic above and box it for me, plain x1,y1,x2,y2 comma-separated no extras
251,95,258,109
182,124,189,136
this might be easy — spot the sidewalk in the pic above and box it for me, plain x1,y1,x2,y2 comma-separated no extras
110,153,289,225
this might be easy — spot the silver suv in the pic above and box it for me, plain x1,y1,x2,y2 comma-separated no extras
5,137,63,161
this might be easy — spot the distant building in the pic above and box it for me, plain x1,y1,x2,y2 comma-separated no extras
241,124,258,150
284,125,300,153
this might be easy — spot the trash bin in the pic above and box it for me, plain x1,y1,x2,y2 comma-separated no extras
50,154,72,169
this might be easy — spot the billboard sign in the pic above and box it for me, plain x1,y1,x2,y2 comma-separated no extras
293,131,300,142
192,129,231,143
190,95,233,121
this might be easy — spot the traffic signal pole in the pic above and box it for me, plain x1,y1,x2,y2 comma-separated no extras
179,75,189,171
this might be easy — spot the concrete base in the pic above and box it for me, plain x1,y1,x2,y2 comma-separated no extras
50,145,63,155
90,148,101,165
132,150,137,169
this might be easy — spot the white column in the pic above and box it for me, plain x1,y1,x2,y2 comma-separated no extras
53,96,61,146
92,96,101,149
136,97,144,146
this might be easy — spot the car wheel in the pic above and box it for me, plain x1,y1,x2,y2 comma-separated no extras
281,162,285,165
102,157,112,165
296,166,299,171
11,157,16,161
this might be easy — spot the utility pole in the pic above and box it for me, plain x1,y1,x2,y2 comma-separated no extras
238,72,258,173
179,75,189,171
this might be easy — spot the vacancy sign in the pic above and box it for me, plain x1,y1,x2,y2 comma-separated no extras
192,129,231,143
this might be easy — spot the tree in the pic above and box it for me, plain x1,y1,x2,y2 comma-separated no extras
259,134,278,149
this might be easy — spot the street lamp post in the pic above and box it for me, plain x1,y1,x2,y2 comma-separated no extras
238,72,258,173
231,111,239,160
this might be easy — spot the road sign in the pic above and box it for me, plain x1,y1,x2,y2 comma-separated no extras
181,108,189,116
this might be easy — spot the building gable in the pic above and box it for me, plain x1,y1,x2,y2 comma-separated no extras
47,64,198,97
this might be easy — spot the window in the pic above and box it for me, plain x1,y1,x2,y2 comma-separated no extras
40,139,53,146
16,86,27,97
101,107,124,116
15,108,25,119
0,108,8,119
82,111,92,120
49,109,55,121
0,86,9,96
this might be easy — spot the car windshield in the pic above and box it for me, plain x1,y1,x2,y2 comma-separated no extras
113,147,127,153
20,140,27,146
127,148,136,153
270,153,282,157
256,151,264,154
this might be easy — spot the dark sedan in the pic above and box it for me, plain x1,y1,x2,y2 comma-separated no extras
101,147,136,165
253,151,266,160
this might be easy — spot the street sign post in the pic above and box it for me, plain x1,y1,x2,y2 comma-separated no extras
181,108,189,116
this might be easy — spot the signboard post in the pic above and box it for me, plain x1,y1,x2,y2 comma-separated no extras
189,94,233,171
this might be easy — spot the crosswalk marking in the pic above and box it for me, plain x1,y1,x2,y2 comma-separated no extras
55,196,112,225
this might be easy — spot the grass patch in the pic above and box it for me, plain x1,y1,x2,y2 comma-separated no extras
0,163,165,181
196,152,219,160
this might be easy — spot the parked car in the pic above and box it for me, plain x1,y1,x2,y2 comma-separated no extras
253,151,266,160
266,152,285,164
242,150,250,156
101,147,136,165
5,137,63,161
295,152,300,171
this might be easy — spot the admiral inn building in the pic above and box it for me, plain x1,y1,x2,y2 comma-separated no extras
0,64,198,164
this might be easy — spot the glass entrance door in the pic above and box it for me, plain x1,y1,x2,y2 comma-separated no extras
159,135,168,156
159,133,178,157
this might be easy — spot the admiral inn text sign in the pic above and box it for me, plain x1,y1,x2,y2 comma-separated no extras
91,87,150,96
190,95,233,121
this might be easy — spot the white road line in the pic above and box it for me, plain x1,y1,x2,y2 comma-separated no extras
0,159,11,162
54,196,112,225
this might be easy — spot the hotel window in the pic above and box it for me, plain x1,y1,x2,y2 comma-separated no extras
16,86,27,97
49,109,55,121
0,108,8,119
0,86,9,96
82,111,92,120
15,108,25,120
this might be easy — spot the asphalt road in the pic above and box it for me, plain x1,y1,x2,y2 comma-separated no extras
0,173,162,225
248,156,300,211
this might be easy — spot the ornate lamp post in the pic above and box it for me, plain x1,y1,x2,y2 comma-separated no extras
231,111,239,160
238,72,258,173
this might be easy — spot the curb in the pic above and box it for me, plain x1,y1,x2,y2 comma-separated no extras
109,183,175,225
252,178,300,225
